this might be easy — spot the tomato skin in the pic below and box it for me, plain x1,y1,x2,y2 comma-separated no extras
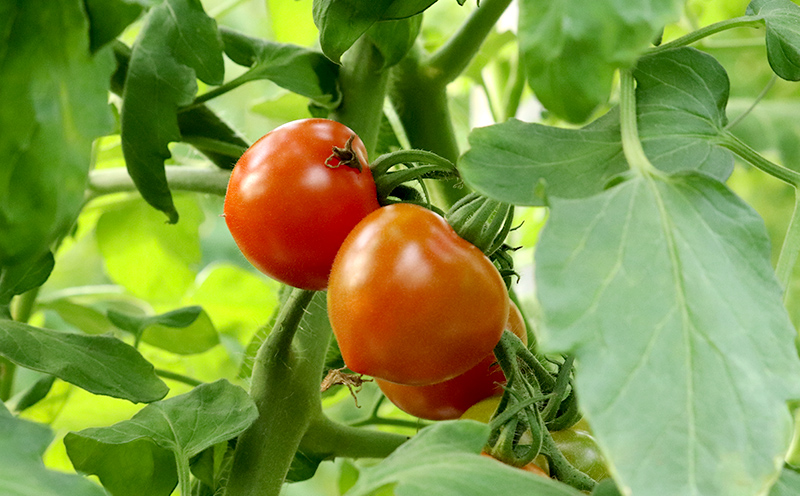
328,203,509,386
223,119,379,290
376,302,527,420
550,427,610,481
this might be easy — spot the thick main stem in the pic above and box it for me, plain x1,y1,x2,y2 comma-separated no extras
224,288,317,496
330,36,390,157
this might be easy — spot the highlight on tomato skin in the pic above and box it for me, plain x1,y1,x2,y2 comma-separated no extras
375,301,527,421
223,118,379,291
327,202,510,386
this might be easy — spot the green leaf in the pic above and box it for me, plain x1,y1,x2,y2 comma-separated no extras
518,0,682,122
9,375,56,413
365,16,423,69
747,0,800,81
770,468,800,496
220,28,341,108
346,420,583,496
65,380,258,496
83,0,145,53
0,252,55,305
312,0,434,63
0,0,114,266
0,320,168,403
459,47,733,205
108,305,220,355
0,402,108,496
535,173,800,496
120,0,223,222
95,196,203,302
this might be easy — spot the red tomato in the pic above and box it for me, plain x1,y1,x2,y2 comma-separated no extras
328,203,509,386
376,302,528,420
223,119,379,290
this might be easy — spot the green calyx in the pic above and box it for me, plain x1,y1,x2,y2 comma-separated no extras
445,193,514,256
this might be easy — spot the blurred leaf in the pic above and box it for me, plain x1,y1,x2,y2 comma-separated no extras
518,0,682,122
0,252,54,305
83,0,145,52
250,91,316,122
8,375,56,413
0,402,108,496
267,0,318,45
365,16,423,69
312,0,435,63
185,263,278,344
535,173,800,495
221,28,341,108
0,320,168,403
770,468,800,495
108,305,220,355
728,100,800,170
41,299,114,335
346,420,583,496
120,0,223,222
0,0,114,267
65,380,257,496
747,0,800,81
459,48,734,205
590,480,624,496
96,196,203,303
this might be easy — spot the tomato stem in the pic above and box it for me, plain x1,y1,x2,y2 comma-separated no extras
325,135,363,172
86,166,230,203
540,429,598,491
650,15,765,54
619,70,659,177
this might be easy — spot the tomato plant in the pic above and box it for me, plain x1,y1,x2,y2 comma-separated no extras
328,202,509,386
375,301,527,420
224,118,378,290
4,1,800,496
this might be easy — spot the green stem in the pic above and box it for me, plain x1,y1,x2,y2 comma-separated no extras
725,75,776,131
776,191,800,297
182,72,255,112
154,368,204,388
619,70,658,177
86,166,230,201
301,415,408,459
224,288,317,496
176,452,193,496
541,429,597,491
12,287,40,324
651,16,765,54
719,132,800,187
331,36,390,157
427,0,514,85
0,357,15,402
370,149,456,177
347,416,428,430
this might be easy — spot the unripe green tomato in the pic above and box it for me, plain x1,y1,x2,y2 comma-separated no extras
550,428,610,481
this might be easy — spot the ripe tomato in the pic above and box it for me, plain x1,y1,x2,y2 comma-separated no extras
223,119,379,290
327,203,509,386
375,301,527,420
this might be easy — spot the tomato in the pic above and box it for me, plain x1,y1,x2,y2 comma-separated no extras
327,203,509,386
223,118,379,290
550,427,610,481
375,302,527,420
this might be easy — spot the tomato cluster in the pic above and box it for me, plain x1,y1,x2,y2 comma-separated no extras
225,120,514,420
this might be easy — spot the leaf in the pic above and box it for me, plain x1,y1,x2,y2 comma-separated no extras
346,420,583,496
517,0,682,122
9,375,57,413
747,0,800,81
0,0,114,267
0,402,108,496
534,172,800,496
459,47,734,205
220,28,341,108
0,251,54,305
65,380,258,496
0,320,168,403
120,0,223,222
364,16,423,69
312,0,435,63
770,468,800,496
83,0,145,53
95,196,203,302
108,305,220,355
